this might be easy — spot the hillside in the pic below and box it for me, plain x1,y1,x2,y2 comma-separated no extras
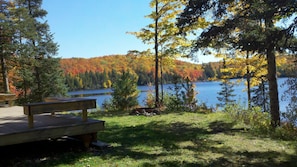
60,55,209,90
59,54,292,91
61,55,204,78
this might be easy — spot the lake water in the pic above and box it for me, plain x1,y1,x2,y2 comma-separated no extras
68,78,289,112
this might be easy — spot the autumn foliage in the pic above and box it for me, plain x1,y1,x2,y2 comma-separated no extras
60,54,204,90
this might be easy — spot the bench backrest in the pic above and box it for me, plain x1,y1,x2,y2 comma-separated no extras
24,98,96,115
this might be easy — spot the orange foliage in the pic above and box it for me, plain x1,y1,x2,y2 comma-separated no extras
60,54,204,80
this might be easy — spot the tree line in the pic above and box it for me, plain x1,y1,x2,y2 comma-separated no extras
61,55,205,91
62,55,291,91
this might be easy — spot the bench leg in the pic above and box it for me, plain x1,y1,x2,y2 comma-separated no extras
8,100,13,106
28,115,34,128
74,132,97,148
82,109,87,121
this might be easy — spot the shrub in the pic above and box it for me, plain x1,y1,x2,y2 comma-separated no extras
144,84,155,108
165,76,199,112
103,71,140,112
274,123,297,140
225,103,297,140
225,104,271,134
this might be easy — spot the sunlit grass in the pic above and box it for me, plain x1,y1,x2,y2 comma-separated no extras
3,111,297,167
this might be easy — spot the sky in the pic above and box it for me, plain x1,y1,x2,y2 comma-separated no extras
42,0,219,63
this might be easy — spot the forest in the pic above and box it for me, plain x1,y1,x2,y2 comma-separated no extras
61,54,291,91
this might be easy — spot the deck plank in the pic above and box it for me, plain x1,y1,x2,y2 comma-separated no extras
0,106,105,146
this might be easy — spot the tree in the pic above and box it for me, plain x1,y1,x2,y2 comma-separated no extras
0,0,14,93
128,0,196,108
202,63,215,80
7,0,67,103
111,71,140,111
221,51,268,109
217,59,235,107
177,0,297,127
282,55,297,125
251,77,269,112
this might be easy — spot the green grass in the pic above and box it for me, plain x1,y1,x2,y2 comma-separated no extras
2,112,297,167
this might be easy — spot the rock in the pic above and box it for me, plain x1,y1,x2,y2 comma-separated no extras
130,107,160,116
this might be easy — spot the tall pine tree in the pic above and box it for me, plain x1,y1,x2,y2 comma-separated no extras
6,0,67,103
0,0,14,93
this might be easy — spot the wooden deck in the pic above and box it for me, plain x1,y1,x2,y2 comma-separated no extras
0,106,105,146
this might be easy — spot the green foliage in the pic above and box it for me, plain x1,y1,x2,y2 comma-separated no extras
178,0,297,127
217,79,236,107
166,76,199,112
281,75,297,126
202,63,216,79
217,58,236,107
101,98,116,112
225,104,272,134
109,71,140,111
2,0,67,103
251,78,270,112
144,84,155,108
225,103,297,140
274,123,297,140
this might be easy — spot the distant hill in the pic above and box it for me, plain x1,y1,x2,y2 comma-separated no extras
60,54,203,77
60,54,292,91
60,55,209,90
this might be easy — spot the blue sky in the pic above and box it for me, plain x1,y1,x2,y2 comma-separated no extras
42,0,219,63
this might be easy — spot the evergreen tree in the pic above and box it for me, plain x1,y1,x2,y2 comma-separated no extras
177,0,297,127
202,63,215,79
251,77,269,112
0,0,13,93
8,0,67,103
111,71,140,111
181,77,198,110
217,59,236,107
282,57,297,125
217,79,236,108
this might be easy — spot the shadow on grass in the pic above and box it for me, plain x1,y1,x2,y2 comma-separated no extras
99,121,209,159
1,114,297,167
99,119,297,167
208,120,246,134
0,138,87,167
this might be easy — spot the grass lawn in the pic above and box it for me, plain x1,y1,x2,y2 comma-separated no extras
1,111,297,167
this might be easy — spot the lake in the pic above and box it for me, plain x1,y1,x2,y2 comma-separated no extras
68,78,289,112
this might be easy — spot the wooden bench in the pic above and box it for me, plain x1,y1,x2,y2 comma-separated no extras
23,97,96,128
0,93,16,106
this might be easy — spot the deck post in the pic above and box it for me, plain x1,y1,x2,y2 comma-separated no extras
82,109,87,122
28,114,34,128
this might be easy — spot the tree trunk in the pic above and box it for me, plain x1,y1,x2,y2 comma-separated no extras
267,47,280,127
0,55,10,93
160,56,164,105
246,51,251,109
0,26,10,93
154,0,159,108
265,18,280,127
